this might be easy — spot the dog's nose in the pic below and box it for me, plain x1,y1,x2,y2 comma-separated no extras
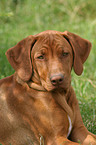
50,74,64,86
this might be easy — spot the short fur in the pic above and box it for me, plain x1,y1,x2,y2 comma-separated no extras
0,30,96,145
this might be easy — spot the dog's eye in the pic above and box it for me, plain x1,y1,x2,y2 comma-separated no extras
62,52,69,57
37,55,44,59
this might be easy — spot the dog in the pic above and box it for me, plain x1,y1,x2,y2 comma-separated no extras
0,30,96,145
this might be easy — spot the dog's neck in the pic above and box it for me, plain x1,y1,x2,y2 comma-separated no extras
15,72,46,91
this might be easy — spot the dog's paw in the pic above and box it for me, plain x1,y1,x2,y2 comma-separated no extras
83,135,96,145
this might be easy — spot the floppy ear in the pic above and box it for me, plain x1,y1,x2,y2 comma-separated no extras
62,31,92,75
6,35,36,81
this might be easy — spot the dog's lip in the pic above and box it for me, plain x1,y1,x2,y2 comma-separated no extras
49,84,66,91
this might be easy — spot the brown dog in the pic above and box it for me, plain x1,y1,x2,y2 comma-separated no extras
0,30,96,145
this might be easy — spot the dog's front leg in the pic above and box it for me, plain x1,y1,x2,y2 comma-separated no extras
82,134,96,145
69,95,96,145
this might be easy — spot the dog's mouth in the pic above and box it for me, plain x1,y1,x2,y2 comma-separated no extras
51,84,69,93
41,79,70,92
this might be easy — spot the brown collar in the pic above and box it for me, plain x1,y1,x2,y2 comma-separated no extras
28,82,46,91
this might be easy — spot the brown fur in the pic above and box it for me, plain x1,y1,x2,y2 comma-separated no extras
0,30,96,145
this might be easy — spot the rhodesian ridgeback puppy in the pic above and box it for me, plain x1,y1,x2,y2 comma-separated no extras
0,30,96,145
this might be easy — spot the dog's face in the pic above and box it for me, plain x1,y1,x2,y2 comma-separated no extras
6,30,91,92
32,34,73,91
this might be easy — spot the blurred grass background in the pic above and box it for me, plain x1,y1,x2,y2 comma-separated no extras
0,0,96,134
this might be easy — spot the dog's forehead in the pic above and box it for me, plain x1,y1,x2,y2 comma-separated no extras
34,30,68,46
35,30,63,42
33,30,71,50
35,30,61,36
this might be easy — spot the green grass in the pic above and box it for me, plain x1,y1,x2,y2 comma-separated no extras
0,0,96,134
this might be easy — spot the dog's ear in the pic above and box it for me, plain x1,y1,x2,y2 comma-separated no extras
6,35,36,81
62,31,92,75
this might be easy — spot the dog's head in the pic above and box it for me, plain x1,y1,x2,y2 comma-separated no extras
6,30,91,91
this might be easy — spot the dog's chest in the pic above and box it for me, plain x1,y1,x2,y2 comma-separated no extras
31,96,72,138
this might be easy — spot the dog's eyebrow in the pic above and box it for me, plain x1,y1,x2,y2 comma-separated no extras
40,44,49,50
